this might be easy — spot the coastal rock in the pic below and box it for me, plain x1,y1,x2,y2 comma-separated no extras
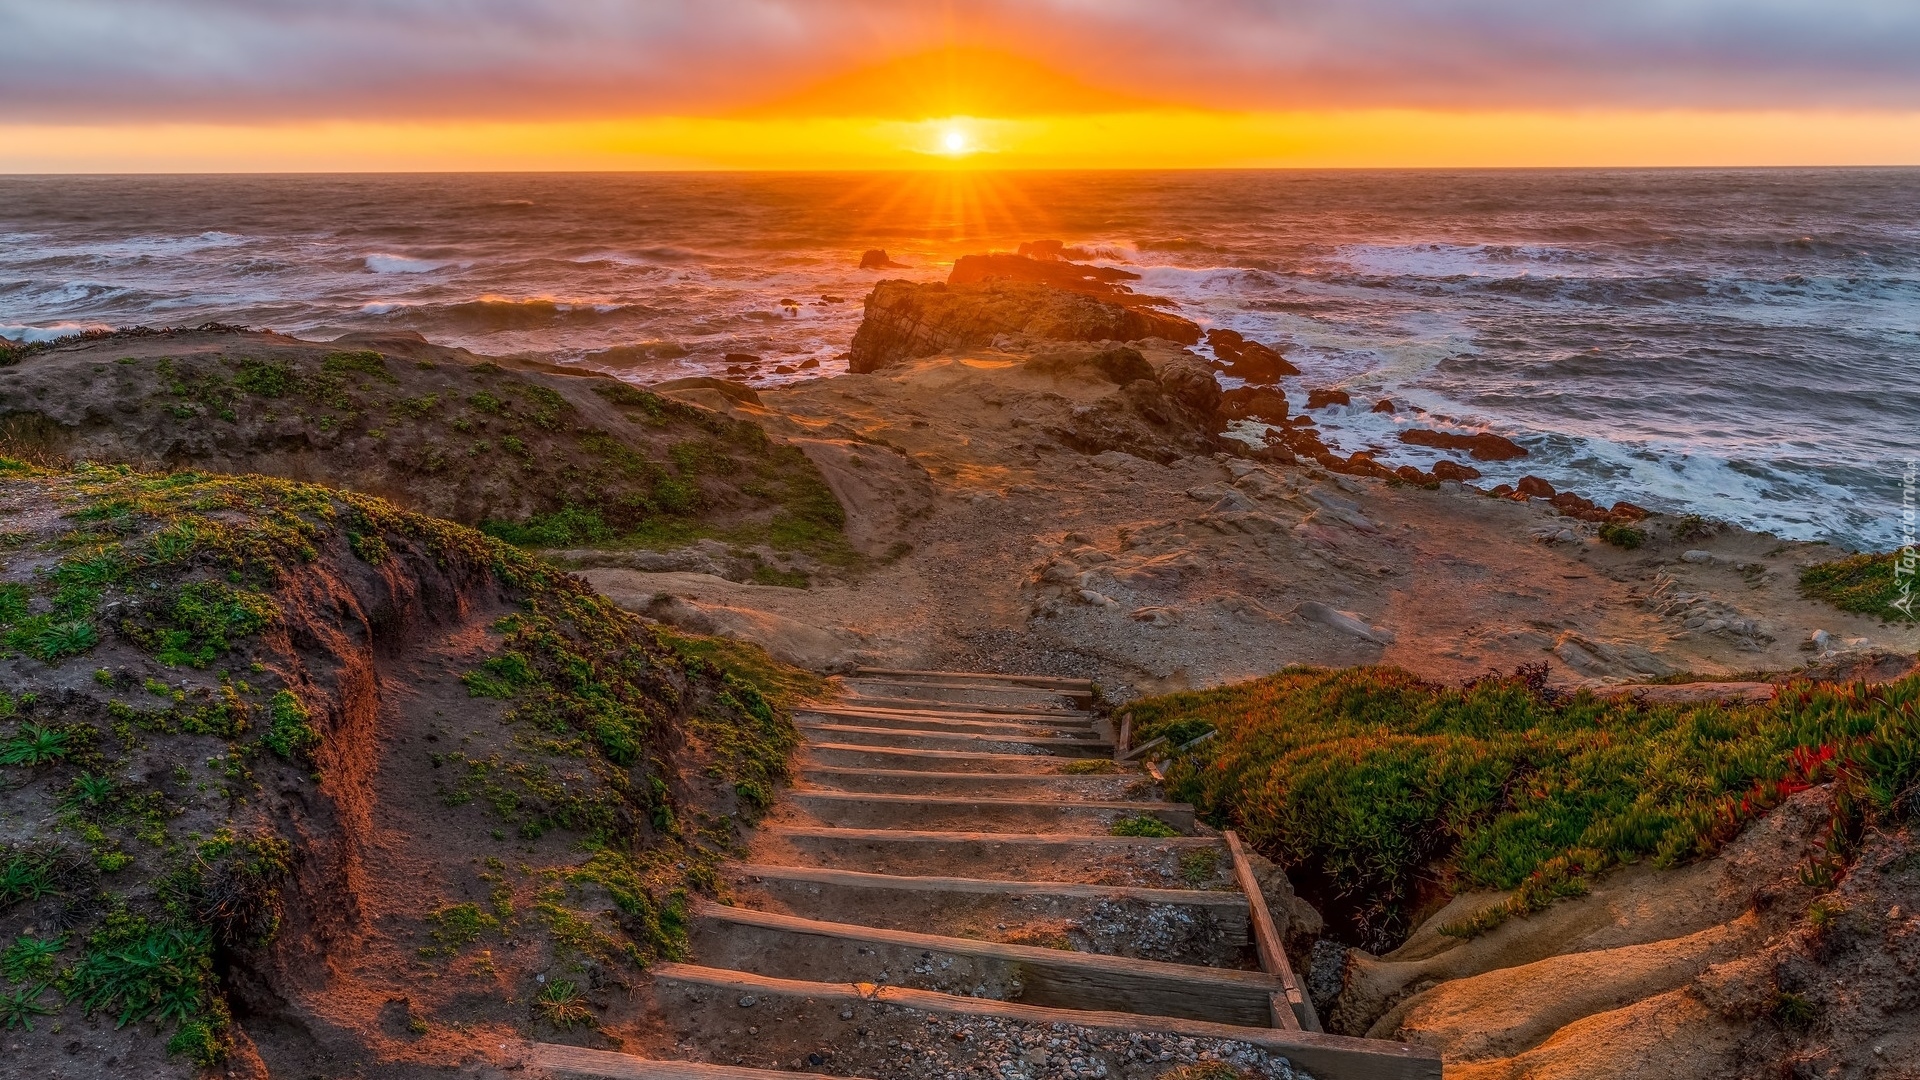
1372,399,1396,413
1296,601,1396,644
1399,428,1529,461
1206,329,1298,382
1015,239,1065,260
1515,475,1556,500
1220,385,1290,424
859,248,907,269
1024,345,1155,385
949,252,1145,299
847,279,1202,373
1306,388,1351,410
1431,459,1482,482
1050,358,1227,462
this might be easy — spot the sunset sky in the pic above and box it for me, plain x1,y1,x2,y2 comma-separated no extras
4,0,1920,171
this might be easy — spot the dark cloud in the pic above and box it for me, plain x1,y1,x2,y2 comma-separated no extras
1,0,1916,122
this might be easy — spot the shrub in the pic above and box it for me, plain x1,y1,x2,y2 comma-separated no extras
1598,522,1645,549
231,358,298,397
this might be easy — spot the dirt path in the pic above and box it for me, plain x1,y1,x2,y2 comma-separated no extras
526,671,1440,1080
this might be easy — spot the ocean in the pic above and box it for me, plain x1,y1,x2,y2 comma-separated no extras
2,169,1915,550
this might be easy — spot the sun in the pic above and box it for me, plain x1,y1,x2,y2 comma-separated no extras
940,125,971,156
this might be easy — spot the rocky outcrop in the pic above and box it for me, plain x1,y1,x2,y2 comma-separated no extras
1044,353,1227,463
949,252,1151,301
859,248,907,269
1221,385,1290,424
847,279,1202,373
1024,345,1156,385
1206,329,1299,383
1399,427,1529,461
1305,388,1352,410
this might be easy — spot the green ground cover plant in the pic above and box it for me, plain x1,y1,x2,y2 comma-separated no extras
1801,551,1916,622
1132,665,1920,944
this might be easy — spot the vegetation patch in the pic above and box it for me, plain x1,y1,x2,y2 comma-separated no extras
1801,551,1916,623
1134,665,1920,947
0,458,818,1067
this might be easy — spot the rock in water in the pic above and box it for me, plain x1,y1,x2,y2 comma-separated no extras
1398,427,1529,461
1206,328,1299,382
859,248,907,269
847,280,1202,373
1430,459,1482,481
1516,475,1557,499
1220,385,1290,423
1306,388,1352,410
949,252,1145,299
1016,239,1066,260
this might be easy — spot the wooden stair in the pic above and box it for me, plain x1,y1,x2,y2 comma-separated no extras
534,667,1442,1080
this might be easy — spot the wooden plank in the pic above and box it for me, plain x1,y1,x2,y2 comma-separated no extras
796,765,1141,797
843,677,1091,699
836,693,1090,717
796,721,1113,756
1121,735,1168,762
785,790,1195,832
799,706,1095,733
532,1044,833,1080
801,743,1092,773
802,703,1092,725
1227,829,1317,1032
652,964,1444,1080
725,862,1250,910
852,667,1095,691
761,825,1223,847
1115,713,1132,762
689,900,1280,1026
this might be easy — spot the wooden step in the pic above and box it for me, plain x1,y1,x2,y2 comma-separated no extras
687,900,1279,1026
800,703,1094,726
797,765,1147,799
796,709,1096,738
801,743,1105,774
834,693,1090,716
797,722,1112,756
751,826,1228,885
531,1044,833,1080
650,963,1443,1080
722,862,1252,966
852,667,1096,691
783,790,1193,833
841,679,1091,705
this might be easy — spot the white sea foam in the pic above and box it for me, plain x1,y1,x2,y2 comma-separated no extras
0,321,113,342
364,253,446,274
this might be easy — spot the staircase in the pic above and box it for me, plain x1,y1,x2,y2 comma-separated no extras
532,669,1442,1080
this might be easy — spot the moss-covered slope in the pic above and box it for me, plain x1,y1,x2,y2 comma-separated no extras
1130,665,1920,950
0,328,849,564
0,458,812,1076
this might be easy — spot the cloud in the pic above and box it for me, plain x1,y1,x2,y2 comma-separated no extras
2,0,1917,123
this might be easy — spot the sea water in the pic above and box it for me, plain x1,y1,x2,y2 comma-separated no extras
2,169,1915,549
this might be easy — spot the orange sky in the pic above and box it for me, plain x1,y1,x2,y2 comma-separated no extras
6,8,1920,172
